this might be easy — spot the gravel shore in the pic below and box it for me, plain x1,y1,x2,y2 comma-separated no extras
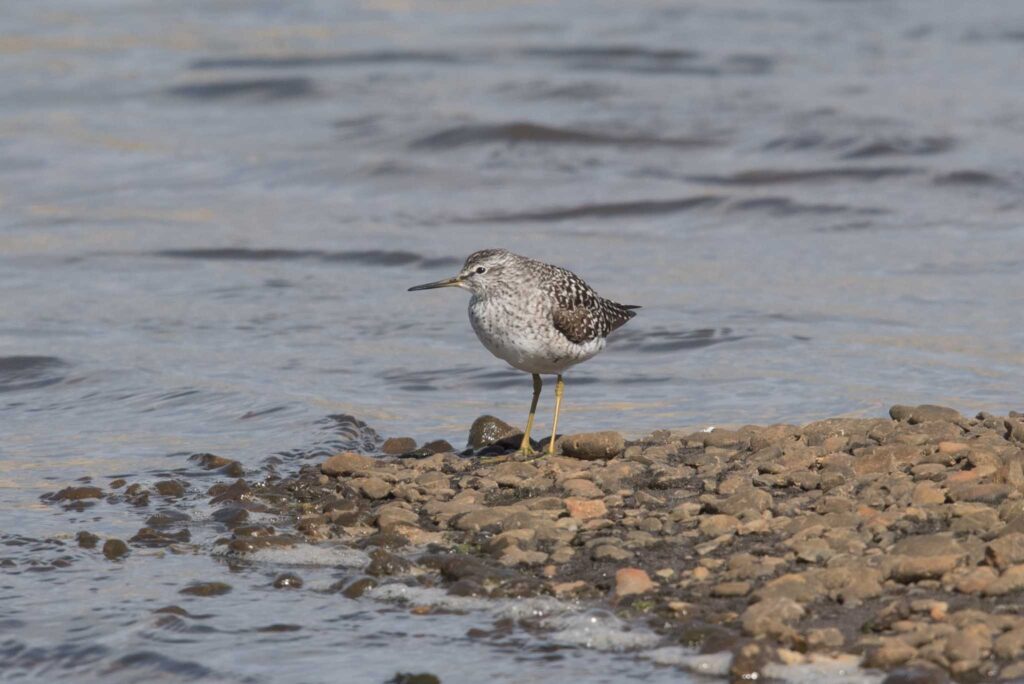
47,405,1024,682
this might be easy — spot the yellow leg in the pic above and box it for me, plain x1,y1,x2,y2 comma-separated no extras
519,374,542,455
548,374,564,456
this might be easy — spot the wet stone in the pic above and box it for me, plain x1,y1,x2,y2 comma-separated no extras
154,480,187,497
46,486,104,502
366,549,412,577
273,573,303,589
189,453,244,477
130,527,191,547
342,577,378,599
209,479,252,504
382,437,417,455
211,506,250,527
102,538,129,560
889,404,962,425
180,581,232,597
76,531,100,549
468,415,520,449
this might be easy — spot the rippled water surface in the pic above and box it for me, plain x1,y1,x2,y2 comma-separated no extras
2,0,1023,681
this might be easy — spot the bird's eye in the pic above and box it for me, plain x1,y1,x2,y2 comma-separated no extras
475,266,486,274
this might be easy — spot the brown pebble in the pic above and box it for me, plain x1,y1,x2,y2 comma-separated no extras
179,581,232,597
76,531,100,549
614,567,654,597
564,497,607,520
381,437,417,455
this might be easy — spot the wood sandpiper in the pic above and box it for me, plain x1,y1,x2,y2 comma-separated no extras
408,248,639,456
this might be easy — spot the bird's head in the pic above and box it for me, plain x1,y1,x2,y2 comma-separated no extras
408,248,516,296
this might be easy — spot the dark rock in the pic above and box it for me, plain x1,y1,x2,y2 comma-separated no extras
947,482,1012,504
273,573,303,589
468,415,520,449
388,674,441,684
366,549,412,577
179,581,232,597
342,577,378,598
102,539,129,560
46,486,104,502
421,439,454,454
154,480,187,497
130,527,191,547
382,437,417,455
146,511,191,528
889,404,962,425
76,531,99,549
211,506,250,527
209,479,252,504
358,530,410,550
189,453,244,477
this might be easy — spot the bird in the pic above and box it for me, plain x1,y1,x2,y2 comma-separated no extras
408,248,639,457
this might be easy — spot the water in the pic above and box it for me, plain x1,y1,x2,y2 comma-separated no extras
2,0,1023,681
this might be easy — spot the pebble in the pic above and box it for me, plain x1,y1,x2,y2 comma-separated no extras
564,497,607,520
614,568,654,597
102,538,129,560
179,581,232,597
559,431,625,460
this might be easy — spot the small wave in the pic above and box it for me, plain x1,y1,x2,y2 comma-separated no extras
150,248,458,269
728,197,884,216
191,51,460,70
763,132,955,158
410,122,713,149
687,167,919,185
466,195,723,223
0,356,68,393
165,77,316,100
520,46,772,76
613,328,746,354
932,170,1007,186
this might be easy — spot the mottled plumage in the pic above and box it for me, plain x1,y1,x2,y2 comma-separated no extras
408,248,638,456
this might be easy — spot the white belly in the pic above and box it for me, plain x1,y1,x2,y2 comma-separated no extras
468,297,605,375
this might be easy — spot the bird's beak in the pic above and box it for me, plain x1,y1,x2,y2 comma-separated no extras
407,275,463,292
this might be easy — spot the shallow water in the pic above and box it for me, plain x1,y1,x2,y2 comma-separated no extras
2,0,1023,681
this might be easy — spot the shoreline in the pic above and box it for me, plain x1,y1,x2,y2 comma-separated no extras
46,404,1024,682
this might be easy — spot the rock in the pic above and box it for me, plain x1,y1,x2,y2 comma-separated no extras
468,415,520,449
592,544,633,561
189,453,244,477
954,566,998,594
381,437,417,455
179,581,232,597
716,488,772,518
614,568,655,597
890,405,962,425
983,564,1024,596
564,497,607,520
986,532,1024,569
887,535,966,582
76,531,100,549
389,673,440,684
559,431,625,460
911,482,946,506
865,638,918,668
561,478,603,498
351,477,392,500
154,480,187,497
994,628,1024,659
881,667,950,684
699,514,740,537
273,573,303,589
102,538,129,560
711,581,750,597
421,439,454,454
807,627,845,649
47,486,104,501
341,577,377,599
948,482,1012,504
321,452,375,476
945,622,992,663
366,549,412,577
741,597,804,637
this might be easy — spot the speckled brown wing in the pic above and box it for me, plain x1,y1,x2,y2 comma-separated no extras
551,305,597,344
546,265,638,344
